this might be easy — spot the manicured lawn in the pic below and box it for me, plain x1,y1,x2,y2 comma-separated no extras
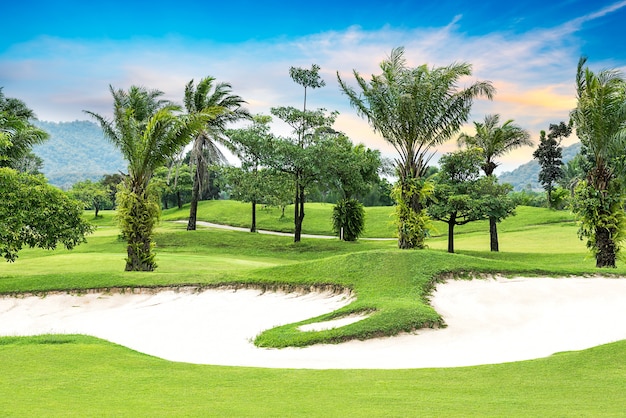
1,335,624,416
1,202,624,416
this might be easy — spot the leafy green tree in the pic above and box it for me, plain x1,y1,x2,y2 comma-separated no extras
338,47,494,249
362,177,394,206
457,114,531,251
268,64,327,242
183,77,250,231
570,57,626,268
1,91,92,261
533,122,571,208
86,85,215,271
429,149,516,253
68,179,112,217
101,173,123,208
429,149,486,253
0,167,94,262
262,170,294,218
323,139,382,201
152,163,193,209
226,115,276,232
478,176,517,246
268,107,342,242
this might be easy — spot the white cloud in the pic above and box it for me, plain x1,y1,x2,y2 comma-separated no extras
1,2,624,173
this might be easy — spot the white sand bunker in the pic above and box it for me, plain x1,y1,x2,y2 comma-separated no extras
1,277,625,369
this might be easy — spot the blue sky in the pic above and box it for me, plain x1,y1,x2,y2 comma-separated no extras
2,0,626,172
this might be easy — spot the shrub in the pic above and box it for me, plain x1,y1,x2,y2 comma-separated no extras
332,198,365,241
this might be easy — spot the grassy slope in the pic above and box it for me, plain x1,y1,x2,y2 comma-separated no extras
161,200,397,237
1,203,625,416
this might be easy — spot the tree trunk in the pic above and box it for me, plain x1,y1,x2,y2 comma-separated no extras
595,226,617,268
94,205,100,218
489,216,499,252
187,177,201,230
293,185,301,242
177,191,182,209
547,185,553,209
251,200,257,233
447,216,456,253
294,185,305,242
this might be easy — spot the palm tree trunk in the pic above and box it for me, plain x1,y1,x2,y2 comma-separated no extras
187,176,201,230
123,184,156,272
596,226,617,268
489,216,499,252
397,179,427,249
125,234,154,271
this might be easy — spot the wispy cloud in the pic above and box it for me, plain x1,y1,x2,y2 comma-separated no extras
1,1,624,173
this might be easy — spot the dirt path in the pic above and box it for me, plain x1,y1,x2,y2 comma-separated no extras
174,220,395,241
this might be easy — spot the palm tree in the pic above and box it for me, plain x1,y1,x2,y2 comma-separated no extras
337,47,494,248
184,77,250,230
86,85,215,271
570,57,626,268
457,114,531,251
0,88,48,168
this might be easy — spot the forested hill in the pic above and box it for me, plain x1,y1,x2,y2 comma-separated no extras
32,120,126,189
498,142,582,191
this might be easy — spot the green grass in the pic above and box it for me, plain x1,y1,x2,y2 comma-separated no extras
1,202,625,416
162,200,398,237
1,335,624,416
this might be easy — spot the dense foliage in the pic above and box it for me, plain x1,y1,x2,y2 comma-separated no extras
0,167,93,261
331,198,365,241
0,88,49,171
457,113,530,251
86,85,216,271
67,179,113,217
570,57,626,268
533,122,571,208
338,47,494,248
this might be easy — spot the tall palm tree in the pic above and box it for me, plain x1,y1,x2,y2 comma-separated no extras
86,85,215,271
184,77,250,230
570,57,626,268
457,114,531,251
337,47,494,248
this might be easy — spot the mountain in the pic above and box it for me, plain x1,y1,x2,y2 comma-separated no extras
498,142,582,191
31,120,126,189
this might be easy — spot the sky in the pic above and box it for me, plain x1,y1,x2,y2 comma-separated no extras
2,0,626,173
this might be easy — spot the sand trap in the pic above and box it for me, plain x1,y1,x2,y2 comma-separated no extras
1,277,625,369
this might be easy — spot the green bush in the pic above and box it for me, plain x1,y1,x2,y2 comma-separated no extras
332,198,365,241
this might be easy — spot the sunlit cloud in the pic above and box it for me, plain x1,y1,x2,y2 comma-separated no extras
1,2,625,174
